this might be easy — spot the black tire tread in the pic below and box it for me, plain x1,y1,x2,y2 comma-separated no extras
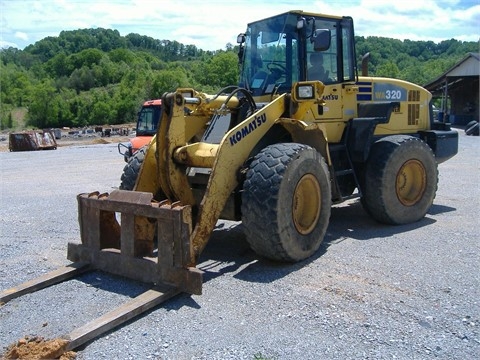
119,145,147,190
242,143,331,262
465,121,479,136
362,135,438,224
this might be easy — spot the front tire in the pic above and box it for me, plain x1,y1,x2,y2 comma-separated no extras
362,135,438,225
241,143,331,262
119,145,147,190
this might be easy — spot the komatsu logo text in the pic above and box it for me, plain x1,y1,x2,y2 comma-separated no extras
322,94,338,101
229,113,267,145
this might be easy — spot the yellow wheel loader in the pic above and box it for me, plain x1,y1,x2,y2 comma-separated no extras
1,10,458,353
118,10,457,264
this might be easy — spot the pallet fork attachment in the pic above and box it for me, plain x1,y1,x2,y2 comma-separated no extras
0,190,203,352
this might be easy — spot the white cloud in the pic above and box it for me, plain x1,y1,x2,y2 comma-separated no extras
0,0,478,51
14,31,28,41
0,40,18,48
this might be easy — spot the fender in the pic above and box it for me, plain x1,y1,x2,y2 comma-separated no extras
278,119,330,165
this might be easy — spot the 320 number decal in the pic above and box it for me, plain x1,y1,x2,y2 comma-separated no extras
373,84,407,101
386,90,402,99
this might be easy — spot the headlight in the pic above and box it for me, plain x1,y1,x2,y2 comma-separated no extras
292,81,325,103
296,84,314,99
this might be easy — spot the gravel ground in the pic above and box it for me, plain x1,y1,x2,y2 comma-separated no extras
0,129,478,360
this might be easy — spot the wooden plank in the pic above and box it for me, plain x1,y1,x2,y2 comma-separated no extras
78,197,101,249
157,218,174,269
79,194,181,219
120,212,135,257
0,262,90,304
67,244,160,284
182,267,203,295
107,189,153,205
66,286,180,351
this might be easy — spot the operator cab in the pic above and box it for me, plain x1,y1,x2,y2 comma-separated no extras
136,100,162,136
237,11,356,97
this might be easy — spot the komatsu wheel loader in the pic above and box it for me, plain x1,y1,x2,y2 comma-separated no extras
1,10,458,353
117,10,458,264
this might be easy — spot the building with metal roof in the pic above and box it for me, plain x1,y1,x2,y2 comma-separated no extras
424,52,479,126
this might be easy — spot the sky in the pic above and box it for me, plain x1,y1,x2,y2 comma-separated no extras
1,0,479,51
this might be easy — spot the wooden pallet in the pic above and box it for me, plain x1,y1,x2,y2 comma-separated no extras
0,190,203,352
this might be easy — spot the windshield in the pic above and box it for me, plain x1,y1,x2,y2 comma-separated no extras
136,106,161,136
239,13,298,96
239,12,352,96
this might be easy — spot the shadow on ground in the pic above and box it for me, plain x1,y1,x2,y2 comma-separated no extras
194,199,457,286
73,198,457,297
65,198,458,349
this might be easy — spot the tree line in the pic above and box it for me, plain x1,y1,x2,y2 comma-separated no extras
0,27,477,130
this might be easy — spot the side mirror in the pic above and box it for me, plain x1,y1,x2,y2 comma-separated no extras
237,33,245,44
311,29,331,51
237,33,246,64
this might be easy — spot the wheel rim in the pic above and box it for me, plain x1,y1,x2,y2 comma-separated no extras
396,159,427,206
292,174,321,235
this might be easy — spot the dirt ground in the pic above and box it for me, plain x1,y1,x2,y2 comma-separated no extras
1,336,75,360
0,130,131,359
1,126,477,359
0,131,133,152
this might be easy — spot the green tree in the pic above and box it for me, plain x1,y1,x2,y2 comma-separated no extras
68,66,96,93
376,61,400,78
27,81,60,128
69,48,104,69
45,53,73,77
91,99,115,125
149,68,189,98
0,112,13,130
193,51,239,91
108,48,136,64
1,27,477,130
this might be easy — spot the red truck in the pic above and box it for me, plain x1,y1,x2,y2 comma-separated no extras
118,99,162,162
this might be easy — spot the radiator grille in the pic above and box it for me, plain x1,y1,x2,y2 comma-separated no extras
408,90,420,101
408,104,419,125
407,90,420,125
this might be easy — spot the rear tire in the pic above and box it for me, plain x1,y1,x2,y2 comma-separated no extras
465,120,478,130
241,143,331,262
362,135,438,225
119,145,147,190
465,121,479,136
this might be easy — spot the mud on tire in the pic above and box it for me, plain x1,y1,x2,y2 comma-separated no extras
241,143,331,262
362,135,438,225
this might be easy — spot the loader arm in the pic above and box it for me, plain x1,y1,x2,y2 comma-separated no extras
187,94,286,259
156,90,240,204
155,92,194,204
